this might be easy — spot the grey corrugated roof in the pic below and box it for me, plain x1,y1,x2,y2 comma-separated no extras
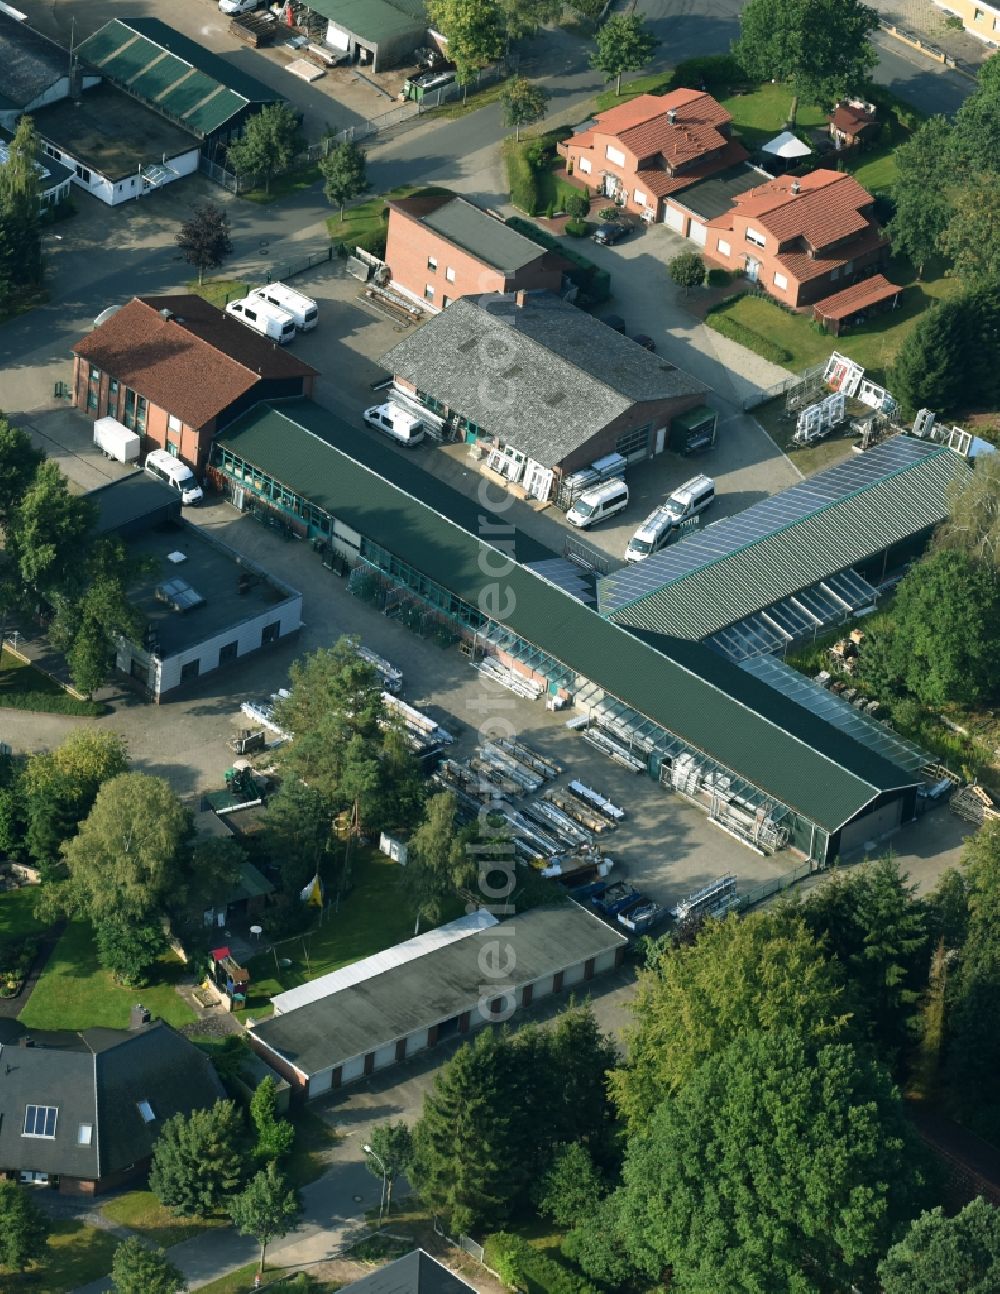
0,12,67,109
0,1022,225,1181
217,400,918,834
297,0,426,44
251,904,625,1076
381,293,704,468
417,195,552,274
343,1250,475,1293
600,436,971,636
670,162,769,221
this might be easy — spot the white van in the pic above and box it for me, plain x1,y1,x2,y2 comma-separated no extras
662,474,715,526
225,297,296,345
363,403,425,447
566,478,629,528
250,283,318,331
144,449,204,505
625,505,681,563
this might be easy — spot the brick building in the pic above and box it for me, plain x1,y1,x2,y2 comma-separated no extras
380,291,705,501
704,169,891,309
71,294,317,473
557,87,748,225
385,192,567,310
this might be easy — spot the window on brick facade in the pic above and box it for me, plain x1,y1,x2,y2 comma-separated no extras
633,188,646,205
717,238,731,256
773,271,788,290
424,284,435,301
427,256,437,271
616,425,651,459
578,156,592,174
445,266,456,283
745,227,766,248
605,145,625,166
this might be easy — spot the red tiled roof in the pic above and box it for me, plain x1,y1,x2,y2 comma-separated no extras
813,274,901,320
775,224,888,285
567,88,732,168
73,295,316,430
729,170,875,249
637,139,749,199
830,103,876,134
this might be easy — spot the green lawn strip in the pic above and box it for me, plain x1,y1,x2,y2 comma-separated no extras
327,184,452,255
196,1263,343,1293
100,1190,225,1249
426,75,513,120
239,160,322,205
751,394,858,476
18,919,196,1031
0,649,104,717
0,887,49,940
13,1218,120,1293
238,849,464,1020
188,278,251,309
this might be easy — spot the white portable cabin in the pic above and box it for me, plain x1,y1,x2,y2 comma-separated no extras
93,417,141,463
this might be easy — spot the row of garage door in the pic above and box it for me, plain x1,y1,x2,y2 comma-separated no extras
664,204,707,245
303,950,621,1098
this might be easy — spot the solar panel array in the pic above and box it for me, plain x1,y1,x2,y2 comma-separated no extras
740,654,929,773
706,568,876,662
598,435,945,615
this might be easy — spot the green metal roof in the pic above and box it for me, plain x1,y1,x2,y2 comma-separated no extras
76,18,277,139
601,437,971,635
216,400,918,833
301,0,427,45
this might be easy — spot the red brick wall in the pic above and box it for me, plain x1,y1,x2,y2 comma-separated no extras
385,207,562,308
247,1034,308,1099
558,395,704,475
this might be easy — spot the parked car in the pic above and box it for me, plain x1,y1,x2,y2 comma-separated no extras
632,333,656,352
602,314,627,334
592,223,631,246
219,0,263,14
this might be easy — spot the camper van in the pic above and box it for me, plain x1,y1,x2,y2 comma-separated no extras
566,478,629,529
225,297,296,345
144,449,204,505
662,475,715,526
249,283,318,331
363,403,425,447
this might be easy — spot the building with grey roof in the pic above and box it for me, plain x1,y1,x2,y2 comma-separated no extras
342,1250,475,1293
0,1020,225,1194
385,193,569,310
249,903,626,1097
0,11,100,130
382,292,705,501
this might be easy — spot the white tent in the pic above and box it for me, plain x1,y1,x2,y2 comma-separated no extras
761,130,812,159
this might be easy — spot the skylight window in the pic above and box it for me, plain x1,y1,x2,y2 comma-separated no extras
137,1100,155,1123
23,1105,58,1138
78,1124,93,1146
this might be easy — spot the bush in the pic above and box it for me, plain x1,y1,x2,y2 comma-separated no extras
485,1232,600,1294
705,307,793,364
565,219,589,237
565,192,590,220
706,267,732,287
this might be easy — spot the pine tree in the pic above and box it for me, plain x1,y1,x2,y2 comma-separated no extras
110,1236,185,1294
149,1101,246,1217
0,1179,49,1271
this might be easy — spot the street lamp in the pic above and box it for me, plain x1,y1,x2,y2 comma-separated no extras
363,1143,388,1224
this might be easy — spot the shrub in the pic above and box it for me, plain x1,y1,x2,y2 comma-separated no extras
672,53,744,92
705,308,793,364
565,219,589,237
565,192,590,220
706,267,732,287
485,1232,600,1294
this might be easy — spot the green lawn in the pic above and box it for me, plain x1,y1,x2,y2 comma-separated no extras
752,395,859,475
100,1190,224,1249
0,649,103,717
0,887,49,941
720,83,827,151
326,184,452,254
238,849,464,1021
239,160,322,205
196,1263,343,1293
846,142,899,194
13,1218,120,1293
18,920,196,1031
188,278,251,309
708,255,962,384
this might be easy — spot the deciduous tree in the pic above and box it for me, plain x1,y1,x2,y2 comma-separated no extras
950,56,1000,175
364,1120,414,1213
735,0,879,107
939,172,1000,286
110,1237,186,1294
887,115,954,277
9,460,97,602
95,915,168,984
668,250,705,294
401,791,472,933
497,0,562,47
0,114,43,291
613,1029,930,1293
500,76,550,141
61,772,192,925
591,13,660,96
229,1162,302,1275
938,450,1000,567
319,141,370,220
428,0,506,101
226,104,302,195
149,1100,246,1217
611,909,850,1130
0,1178,49,1271
0,414,43,534
262,777,336,899
879,1197,1000,1294
250,1077,295,1163
175,204,233,286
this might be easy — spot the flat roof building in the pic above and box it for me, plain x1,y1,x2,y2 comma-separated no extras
249,904,626,1097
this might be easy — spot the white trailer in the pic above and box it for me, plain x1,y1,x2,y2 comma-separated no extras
93,417,140,464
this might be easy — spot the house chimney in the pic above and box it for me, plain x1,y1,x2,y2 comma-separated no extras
514,290,526,308
667,108,677,125
791,179,801,195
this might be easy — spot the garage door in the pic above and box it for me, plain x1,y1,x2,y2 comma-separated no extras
340,1055,365,1085
308,1069,333,1098
689,221,707,246
594,949,618,974
562,962,586,987
372,1041,397,1071
838,798,903,857
664,205,685,233
407,1028,429,1054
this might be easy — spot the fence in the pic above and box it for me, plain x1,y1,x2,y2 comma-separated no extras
735,856,818,911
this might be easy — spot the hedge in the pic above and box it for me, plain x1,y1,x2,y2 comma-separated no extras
705,309,793,365
505,137,541,215
484,1232,600,1294
505,217,611,303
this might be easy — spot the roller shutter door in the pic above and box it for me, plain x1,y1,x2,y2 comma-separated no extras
308,1068,333,1098
562,961,586,987
594,949,618,974
689,221,707,246
340,1055,365,1085
665,205,685,232
372,1041,397,1071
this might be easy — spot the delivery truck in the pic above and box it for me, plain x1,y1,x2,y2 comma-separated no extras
93,417,141,464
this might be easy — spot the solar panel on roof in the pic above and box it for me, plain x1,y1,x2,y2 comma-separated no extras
599,436,945,615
